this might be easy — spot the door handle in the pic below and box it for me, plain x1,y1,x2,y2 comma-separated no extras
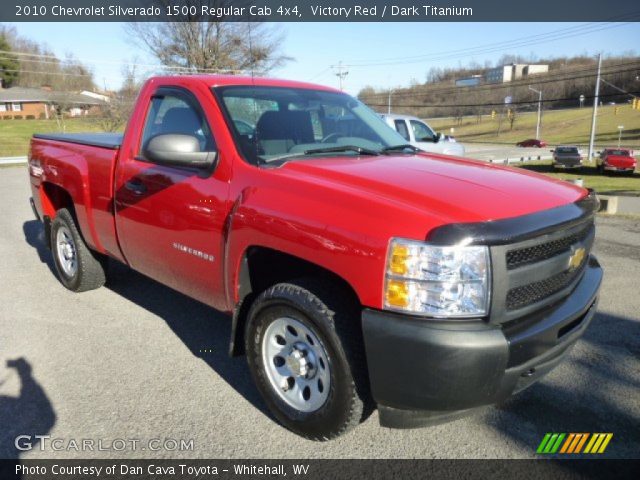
124,179,147,195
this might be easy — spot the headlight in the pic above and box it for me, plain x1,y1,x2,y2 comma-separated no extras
384,238,490,318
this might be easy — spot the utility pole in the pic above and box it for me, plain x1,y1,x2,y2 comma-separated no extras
333,61,349,90
587,53,602,162
528,86,542,140
387,88,393,114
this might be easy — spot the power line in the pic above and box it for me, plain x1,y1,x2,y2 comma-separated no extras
332,61,349,90
0,68,93,77
364,91,640,109
600,78,639,98
343,21,638,68
360,61,640,97
359,63,640,99
344,19,635,66
0,49,248,74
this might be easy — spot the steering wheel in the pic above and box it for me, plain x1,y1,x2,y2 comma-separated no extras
321,133,342,143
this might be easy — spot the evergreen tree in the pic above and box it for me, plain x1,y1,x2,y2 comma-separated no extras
0,35,19,87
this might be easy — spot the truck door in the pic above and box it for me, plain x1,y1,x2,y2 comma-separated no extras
410,119,441,153
114,86,230,310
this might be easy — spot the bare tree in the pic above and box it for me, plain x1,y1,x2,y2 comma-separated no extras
508,109,517,131
125,4,291,75
98,63,143,132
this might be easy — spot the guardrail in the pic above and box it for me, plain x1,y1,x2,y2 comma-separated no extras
0,156,28,165
488,154,553,164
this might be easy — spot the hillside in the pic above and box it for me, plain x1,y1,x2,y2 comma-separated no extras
428,104,640,147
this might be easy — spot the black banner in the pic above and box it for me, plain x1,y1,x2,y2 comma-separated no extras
1,459,639,480
3,0,640,22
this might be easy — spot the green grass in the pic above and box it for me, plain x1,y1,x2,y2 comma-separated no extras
0,117,117,157
429,104,640,147
515,160,640,193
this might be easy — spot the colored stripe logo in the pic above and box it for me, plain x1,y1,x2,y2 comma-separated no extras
537,433,613,454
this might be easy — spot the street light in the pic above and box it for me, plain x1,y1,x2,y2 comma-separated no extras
528,86,542,140
617,125,624,147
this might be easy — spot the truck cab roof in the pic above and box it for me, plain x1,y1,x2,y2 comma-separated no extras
148,74,341,93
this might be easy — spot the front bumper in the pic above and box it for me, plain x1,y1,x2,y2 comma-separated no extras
362,255,603,429
553,162,582,169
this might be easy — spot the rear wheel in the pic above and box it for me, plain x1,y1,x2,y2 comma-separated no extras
51,208,107,292
245,279,369,440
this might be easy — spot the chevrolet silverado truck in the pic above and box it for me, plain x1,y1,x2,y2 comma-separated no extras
597,148,637,174
28,75,603,440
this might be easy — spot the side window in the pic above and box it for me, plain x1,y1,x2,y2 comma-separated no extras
410,120,435,142
394,120,410,141
140,92,215,157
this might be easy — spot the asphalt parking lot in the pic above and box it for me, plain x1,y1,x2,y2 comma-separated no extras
0,165,638,460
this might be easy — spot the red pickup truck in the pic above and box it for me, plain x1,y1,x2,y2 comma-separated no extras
28,75,603,440
597,148,637,174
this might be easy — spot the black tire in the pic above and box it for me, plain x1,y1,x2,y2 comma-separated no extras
245,278,370,440
50,208,107,292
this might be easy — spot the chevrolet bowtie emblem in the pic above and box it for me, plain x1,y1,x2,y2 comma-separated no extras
568,247,586,271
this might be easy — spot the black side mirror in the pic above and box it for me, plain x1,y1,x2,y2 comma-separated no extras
433,133,442,143
143,134,217,169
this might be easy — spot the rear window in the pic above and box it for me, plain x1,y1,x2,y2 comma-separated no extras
607,149,630,156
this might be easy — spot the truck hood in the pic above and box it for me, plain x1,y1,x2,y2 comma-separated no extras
279,154,586,224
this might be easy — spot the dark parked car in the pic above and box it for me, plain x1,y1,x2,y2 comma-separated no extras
552,146,583,169
517,139,548,148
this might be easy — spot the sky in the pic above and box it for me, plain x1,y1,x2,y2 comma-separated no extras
5,22,640,95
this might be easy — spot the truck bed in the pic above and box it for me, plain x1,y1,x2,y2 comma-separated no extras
33,133,123,150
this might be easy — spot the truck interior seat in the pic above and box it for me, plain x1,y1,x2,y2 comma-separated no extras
256,110,315,156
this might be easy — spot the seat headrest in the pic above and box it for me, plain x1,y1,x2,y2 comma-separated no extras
161,107,202,136
256,110,314,143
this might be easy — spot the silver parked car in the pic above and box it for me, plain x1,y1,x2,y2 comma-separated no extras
381,113,465,156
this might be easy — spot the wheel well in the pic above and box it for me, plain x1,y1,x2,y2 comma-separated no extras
229,247,361,356
41,182,76,249
41,182,74,217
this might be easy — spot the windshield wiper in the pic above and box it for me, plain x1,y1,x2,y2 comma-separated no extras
381,144,420,154
264,145,381,164
303,145,381,156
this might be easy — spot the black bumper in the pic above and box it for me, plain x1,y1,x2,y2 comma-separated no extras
362,256,603,429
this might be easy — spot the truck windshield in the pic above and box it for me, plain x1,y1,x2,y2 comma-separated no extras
215,86,408,164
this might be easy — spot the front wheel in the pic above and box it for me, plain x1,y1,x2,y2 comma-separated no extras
245,279,369,440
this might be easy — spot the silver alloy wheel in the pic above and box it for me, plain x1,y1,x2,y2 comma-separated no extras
262,316,331,413
56,226,77,277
